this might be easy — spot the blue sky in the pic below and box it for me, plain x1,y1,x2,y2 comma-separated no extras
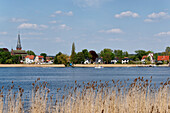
0,0,170,55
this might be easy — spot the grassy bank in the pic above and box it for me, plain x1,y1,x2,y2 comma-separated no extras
0,77,170,113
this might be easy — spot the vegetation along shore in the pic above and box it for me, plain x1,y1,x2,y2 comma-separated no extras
0,77,169,113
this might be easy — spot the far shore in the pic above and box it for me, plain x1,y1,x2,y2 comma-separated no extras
74,64,169,67
0,64,65,67
0,64,169,68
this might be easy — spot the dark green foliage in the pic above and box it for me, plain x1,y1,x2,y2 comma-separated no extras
27,50,35,56
76,52,85,64
100,49,115,64
54,52,62,64
71,42,76,63
40,53,47,61
12,55,22,64
114,50,123,59
135,50,147,60
89,50,98,62
0,51,11,64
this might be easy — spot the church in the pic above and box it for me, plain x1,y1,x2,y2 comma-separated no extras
11,34,27,60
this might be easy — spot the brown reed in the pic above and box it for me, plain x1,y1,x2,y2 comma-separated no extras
0,77,169,113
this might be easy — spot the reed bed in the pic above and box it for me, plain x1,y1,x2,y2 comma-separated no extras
0,77,169,113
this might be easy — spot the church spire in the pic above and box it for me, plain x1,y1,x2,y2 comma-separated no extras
16,33,22,50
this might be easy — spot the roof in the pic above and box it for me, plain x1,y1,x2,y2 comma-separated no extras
142,56,147,60
37,56,44,58
12,50,27,54
157,56,169,61
25,55,35,60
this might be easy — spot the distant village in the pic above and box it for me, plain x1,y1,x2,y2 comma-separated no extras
0,34,170,65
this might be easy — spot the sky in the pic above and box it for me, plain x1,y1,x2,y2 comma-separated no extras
0,0,170,55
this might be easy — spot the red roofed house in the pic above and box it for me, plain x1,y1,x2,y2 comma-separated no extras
141,53,154,63
34,56,44,64
157,56,169,62
25,55,35,64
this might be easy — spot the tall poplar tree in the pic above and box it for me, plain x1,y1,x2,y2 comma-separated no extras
71,42,76,63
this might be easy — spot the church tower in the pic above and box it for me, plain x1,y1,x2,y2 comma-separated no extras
16,33,22,50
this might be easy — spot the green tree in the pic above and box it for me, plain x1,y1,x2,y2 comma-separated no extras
57,54,68,65
27,50,35,56
114,50,123,59
82,49,92,59
11,55,22,64
123,51,129,57
40,53,47,61
71,42,76,63
76,52,85,64
165,47,170,55
100,49,115,64
0,51,11,64
6,59,13,64
135,50,147,60
54,52,62,64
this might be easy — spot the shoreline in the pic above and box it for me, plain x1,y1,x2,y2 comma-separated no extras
0,64,168,68
0,64,65,67
73,64,169,67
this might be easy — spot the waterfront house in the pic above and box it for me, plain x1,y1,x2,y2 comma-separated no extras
25,55,35,64
141,53,154,63
157,56,169,63
122,58,132,64
34,56,44,64
111,58,119,64
95,58,103,64
84,58,91,64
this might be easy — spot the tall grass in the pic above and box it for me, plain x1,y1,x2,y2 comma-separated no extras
0,77,169,113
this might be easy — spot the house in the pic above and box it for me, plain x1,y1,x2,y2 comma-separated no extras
157,56,169,63
34,56,44,64
141,53,154,63
95,58,103,64
111,58,119,64
84,58,91,64
122,58,132,64
25,55,35,64
46,56,54,64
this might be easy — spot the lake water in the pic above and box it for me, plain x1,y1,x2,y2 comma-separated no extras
0,67,169,94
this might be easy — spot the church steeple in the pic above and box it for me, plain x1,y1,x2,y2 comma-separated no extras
16,33,22,50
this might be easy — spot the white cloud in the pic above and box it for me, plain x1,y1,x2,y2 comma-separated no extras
55,10,62,14
148,12,170,19
18,23,48,30
65,11,73,16
59,24,72,30
0,32,8,35
56,37,64,43
144,12,170,22
115,11,139,18
50,14,56,17
51,11,73,17
144,19,154,22
109,38,124,41
49,21,57,24
22,32,43,36
73,0,108,7
11,18,28,22
99,28,123,34
155,31,170,36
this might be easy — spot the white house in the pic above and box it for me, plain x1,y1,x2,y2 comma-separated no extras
111,58,119,64
34,56,44,64
95,58,103,64
25,55,35,64
141,53,154,63
122,58,131,64
84,59,91,64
